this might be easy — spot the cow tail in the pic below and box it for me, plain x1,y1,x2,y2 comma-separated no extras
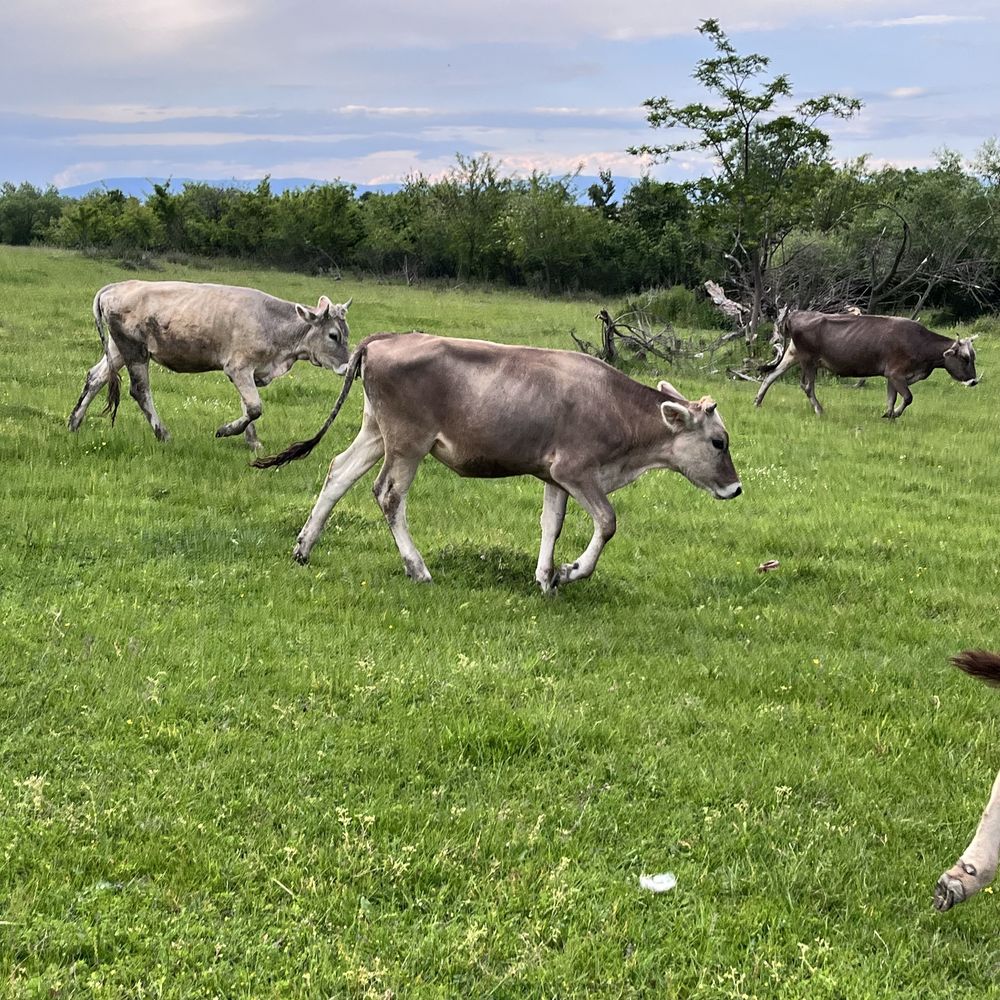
252,345,365,469
94,288,121,425
951,650,1000,688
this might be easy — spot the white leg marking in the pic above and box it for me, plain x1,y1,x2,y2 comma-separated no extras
535,483,568,594
935,768,1000,911
293,416,384,563
754,344,800,407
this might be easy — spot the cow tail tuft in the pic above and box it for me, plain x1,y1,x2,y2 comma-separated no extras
951,650,1000,688
253,345,365,469
94,289,120,425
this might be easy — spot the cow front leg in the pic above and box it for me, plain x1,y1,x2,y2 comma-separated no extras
373,452,431,583
293,413,384,564
535,482,568,595
935,768,1000,911
68,343,124,431
883,376,912,419
754,344,801,408
551,484,616,588
216,369,263,443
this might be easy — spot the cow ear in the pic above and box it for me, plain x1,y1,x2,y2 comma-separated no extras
295,303,317,324
661,400,694,431
704,400,718,416
657,379,688,403
943,345,957,357
315,296,332,320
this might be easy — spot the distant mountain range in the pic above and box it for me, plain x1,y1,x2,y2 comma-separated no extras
59,175,641,204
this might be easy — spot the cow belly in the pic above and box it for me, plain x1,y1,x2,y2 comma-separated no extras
430,439,537,479
149,350,220,374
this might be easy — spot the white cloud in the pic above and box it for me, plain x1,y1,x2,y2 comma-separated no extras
887,87,928,99
850,14,987,28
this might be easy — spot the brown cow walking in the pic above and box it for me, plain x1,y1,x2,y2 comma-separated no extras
935,650,1000,912
255,332,742,592
755,311,979,418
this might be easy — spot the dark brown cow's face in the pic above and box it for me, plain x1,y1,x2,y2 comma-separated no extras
657,380,742,500
298,296,352,374
943,337,979,386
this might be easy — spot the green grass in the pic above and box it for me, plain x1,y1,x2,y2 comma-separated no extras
1,244,999,998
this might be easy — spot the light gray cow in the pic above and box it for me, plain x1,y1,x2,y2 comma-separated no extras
935,650,1000,912
254,332,742,592
68,280,352,448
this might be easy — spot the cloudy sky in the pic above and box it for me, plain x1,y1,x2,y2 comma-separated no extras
2,1,998,191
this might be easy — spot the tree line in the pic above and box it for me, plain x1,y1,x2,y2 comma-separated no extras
1,20,998,324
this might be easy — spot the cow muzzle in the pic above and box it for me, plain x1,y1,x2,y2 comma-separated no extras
964,376,981,387
713,482,742,501
335,362,350,376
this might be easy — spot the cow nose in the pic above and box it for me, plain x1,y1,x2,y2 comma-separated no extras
715,482,742,500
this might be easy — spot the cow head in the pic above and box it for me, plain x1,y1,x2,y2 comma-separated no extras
296,295,352,374
657,380,742,500
942,335,979,387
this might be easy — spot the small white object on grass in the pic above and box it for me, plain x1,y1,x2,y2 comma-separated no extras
639,872,677,893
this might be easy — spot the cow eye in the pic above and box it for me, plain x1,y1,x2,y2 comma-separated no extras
711,437,725,451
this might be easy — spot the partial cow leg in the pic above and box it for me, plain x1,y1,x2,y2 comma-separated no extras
535,482,568,595
243,421,261,451
883,379,898,419
800,363,824,416
293,410,385,564
754,343,801,407
935,768,1000,911
118,342,169,441
372,451,431,583
216,368,263,443
551,479,616,588
883,375,912,419
67,342,124,431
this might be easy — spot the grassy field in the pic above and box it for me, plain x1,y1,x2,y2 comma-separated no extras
2,244,999,998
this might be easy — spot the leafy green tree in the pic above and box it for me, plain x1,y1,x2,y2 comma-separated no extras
587,170,617,220
503,173,605,292
630,18,861,341
0,182,65,245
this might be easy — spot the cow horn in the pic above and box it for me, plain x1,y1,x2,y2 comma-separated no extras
343,296,353,310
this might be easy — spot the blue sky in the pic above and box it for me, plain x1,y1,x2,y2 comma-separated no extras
2,1,998,191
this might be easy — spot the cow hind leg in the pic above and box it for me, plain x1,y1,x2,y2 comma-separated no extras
535,482,569,595
118,343,169,441
935,768,1000,911
293,410,385,564
755,343,801,408
373,451,431,583
68,344,124,431
551,479,616,588
800,363,824,416
217,368,263,444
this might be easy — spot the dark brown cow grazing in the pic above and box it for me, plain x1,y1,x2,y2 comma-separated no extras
935,650,1000,912
68,280,352,448
254,333,742,592
755,311,979,418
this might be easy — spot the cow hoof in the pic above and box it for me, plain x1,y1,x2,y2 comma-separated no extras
934,871,968,912
292,545,309,565
155,428,171,442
